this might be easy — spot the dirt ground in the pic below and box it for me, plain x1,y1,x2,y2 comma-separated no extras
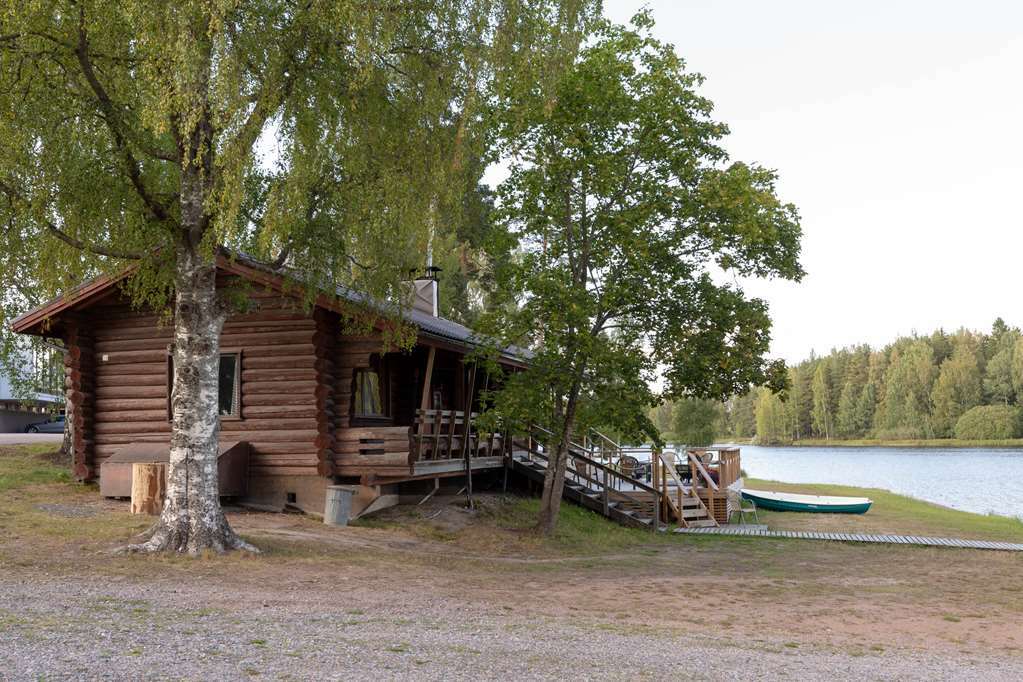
2,468,1022,679
1,437,1023,682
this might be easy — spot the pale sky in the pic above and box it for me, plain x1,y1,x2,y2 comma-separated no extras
590,1,1023,363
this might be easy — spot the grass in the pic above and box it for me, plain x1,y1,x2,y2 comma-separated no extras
355,494,673,558
746,477,1023,542
0,444,71,492
779,437,1023,449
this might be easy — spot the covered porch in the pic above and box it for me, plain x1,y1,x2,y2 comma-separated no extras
332,342,510,483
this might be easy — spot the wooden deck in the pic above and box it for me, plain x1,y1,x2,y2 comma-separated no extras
674,526,1023,551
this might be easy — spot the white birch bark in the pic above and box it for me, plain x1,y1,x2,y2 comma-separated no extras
121,245,255,554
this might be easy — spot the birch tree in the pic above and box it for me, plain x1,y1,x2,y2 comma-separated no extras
0,0,594,553
482,15,803,535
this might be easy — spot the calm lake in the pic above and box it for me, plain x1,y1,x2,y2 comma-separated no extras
731,444,1023,520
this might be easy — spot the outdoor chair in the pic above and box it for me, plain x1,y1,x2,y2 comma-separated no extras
727,488,759,525
619,455,640,478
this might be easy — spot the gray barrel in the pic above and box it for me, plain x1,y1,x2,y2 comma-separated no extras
324,485,357,526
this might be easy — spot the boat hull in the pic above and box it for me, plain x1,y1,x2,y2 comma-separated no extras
741,489,872,514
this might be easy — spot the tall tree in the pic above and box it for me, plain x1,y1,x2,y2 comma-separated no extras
930,341,982,437
754,388,787,445
671,398,720,447
835,347,868,438
983,330,1020,405
482,14,802,535
877,339,935,438
811,361,833,439
0,0,593,553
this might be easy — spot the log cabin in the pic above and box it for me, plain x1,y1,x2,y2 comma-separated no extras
11,251,525,518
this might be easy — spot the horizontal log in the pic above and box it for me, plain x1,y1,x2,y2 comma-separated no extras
337,426,410,440
249,466,320,477
242,380,317,394
95,385,167,400
241,355,317,370
95,397,167,411
94,337,174,353
98,349,167,365
240,369,317,382
219,330,315,347
95,373,167,388
335,453,409,466
251,454,320,465
241,405,318,418
242,393,315,407
94,434,169,445
241,343,315,358
95,409,169,423
94,362,167,376
95,421,171,435
213,429,318,443
224,311,312,324
94,327,174,342
221,418,314,432
250,442,318,455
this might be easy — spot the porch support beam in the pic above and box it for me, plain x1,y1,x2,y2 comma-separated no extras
420,346,436,411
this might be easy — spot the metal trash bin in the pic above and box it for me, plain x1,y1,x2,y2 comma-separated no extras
324,485,358,526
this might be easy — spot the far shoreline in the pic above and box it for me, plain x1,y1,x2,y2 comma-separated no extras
724,438,1023,450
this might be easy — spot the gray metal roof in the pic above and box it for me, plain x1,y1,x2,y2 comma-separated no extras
232,250,529,363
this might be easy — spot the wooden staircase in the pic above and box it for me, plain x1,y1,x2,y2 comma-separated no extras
507,427,720,530
510,454,660,529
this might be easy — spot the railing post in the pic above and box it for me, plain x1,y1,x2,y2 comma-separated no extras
603,468,610,518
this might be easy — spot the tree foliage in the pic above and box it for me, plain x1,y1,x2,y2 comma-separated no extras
479,14,802,533
0,0,596,552
729,319,1023,443
671,399,720,447
954,405,1023,440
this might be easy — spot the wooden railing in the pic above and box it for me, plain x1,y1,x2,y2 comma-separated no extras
408,409,504,466
519,424,663,528
650,449,717,527
717,448,741,489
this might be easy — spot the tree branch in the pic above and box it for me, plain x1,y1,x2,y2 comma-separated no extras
0,178,142,260
74,7,176,224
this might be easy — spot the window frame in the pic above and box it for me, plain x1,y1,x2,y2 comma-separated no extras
166,348,244,422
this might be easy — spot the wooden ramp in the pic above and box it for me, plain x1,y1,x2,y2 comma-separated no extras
674,526,1023,552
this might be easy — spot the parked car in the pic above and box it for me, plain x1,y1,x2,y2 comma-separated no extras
24,414,65,434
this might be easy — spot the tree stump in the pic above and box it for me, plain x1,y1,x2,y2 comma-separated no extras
130,462,167,515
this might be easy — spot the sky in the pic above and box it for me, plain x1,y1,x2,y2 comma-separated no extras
586,1,1023,363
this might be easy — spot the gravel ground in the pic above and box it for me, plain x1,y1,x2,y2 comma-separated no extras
2,573,1021,681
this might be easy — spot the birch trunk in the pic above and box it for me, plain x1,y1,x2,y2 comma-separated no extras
121,245,255,554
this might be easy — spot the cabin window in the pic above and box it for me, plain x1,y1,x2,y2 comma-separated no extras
352,354,390,423
354,368,384,416
218,353,241,418
167,350,243,420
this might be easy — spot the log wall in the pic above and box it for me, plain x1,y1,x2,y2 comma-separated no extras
85,284,323,481
64,276,454,488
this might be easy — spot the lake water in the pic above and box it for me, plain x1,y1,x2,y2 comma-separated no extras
731,444,1023,520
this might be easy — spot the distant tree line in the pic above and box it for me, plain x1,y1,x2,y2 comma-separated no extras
649,319,1023,445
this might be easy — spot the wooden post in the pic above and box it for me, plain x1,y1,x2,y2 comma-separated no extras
602,465,610,518
420,346,436,411
130,462,166,515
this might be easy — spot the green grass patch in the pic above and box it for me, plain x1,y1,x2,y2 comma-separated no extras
476,496,671,554
0,445,71,491
746,478,1023,542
